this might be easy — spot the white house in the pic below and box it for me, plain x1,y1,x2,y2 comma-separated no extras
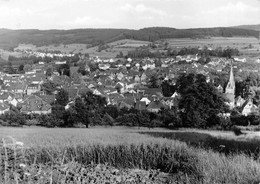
241,99,256,116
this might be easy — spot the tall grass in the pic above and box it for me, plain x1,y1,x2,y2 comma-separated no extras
141,131,260,158
0,127,260,183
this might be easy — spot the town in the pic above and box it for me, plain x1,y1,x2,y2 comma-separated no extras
2,0,260,182
0,44,259,129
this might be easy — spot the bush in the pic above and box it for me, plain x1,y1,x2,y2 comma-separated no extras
0,112,27,127
25,119,40,126
219,117,233,130
150,119,163,128
247,114,260,126
230,115,248,126
38,114,64,128
116,114,138,126
102,113,115,126
232,126,244,136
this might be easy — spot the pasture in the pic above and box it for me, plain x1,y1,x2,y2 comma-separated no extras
163,37,260,49
1,127,260,183
10,37,260,60
14,39,151,59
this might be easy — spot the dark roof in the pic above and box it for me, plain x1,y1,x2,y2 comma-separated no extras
135,101,146,111
147,101,164,110
144,88,163,97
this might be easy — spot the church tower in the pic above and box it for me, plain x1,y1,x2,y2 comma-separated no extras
225,61,235,107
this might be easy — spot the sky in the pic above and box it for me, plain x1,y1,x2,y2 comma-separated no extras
0,0,259,30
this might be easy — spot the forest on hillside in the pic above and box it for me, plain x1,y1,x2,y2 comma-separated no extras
0,27,259,50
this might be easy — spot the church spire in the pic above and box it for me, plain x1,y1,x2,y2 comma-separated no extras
225,60,235,108
228,61,235,90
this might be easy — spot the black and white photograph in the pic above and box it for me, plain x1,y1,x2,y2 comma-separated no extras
0,0,260,183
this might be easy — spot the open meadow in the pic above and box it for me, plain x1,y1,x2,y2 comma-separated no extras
13,39,151,59
164,37,260,49
1,127,260,183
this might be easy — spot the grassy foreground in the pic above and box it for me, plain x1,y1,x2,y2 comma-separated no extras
0,127,260,183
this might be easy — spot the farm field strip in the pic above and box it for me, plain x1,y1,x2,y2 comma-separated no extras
0,127,260,182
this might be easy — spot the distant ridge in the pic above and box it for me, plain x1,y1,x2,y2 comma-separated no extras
0,26,259,50
232,24,260,32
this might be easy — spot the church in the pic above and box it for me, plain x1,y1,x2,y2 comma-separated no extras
225,62,235,108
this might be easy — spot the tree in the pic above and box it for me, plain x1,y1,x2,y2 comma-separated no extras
148,73,160,88
52,104,66,120
116,51,124,58
159,107,181,128
46,67,53,77
105,105,119,119
176,73,228,128
74,97,89,127
55,88,69,106
57,64,70,76
78,65,87,75
41,80,57,95
23,64,32,72
89,62,99,72
102,113,115,126
18,64,24,73
6,61,15,74
161,80,175,97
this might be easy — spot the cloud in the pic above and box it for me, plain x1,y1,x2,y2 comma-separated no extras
195,1,260,26
120,3,167,16
63,16,111,28
0,6,33,17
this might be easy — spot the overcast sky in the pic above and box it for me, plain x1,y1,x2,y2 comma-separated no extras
0,0,259,30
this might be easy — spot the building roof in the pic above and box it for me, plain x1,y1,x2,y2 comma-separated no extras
21,95,51,112
135,101,146,111
147,101,164,110
0,102,9,111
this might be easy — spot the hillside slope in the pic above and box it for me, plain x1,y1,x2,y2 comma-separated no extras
232,24,260,32
0,27,259,50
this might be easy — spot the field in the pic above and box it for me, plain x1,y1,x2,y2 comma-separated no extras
13,39,151,59
10,37,260,60
1,127,260,183
164,37,260,48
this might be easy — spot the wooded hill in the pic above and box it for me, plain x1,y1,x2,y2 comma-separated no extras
232,24,260,32
0,26,259,50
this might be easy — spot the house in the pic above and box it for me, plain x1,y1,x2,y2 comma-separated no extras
2,75,12,84
147,100,164,113
144,88,163,98
135,101,146,111
134,75,141,83
114,82,125,93
0,92,15,103
9,98,18,107
140,73,147,82
118,99,135,109
35,94,55,105
26,84,41,95
117,72,124,81
107,93,124,105
161,97,175,109
234,57,247,63
235,96,245,107
20,95,52,114
216,85,223,93
98,63,110,70
241,98,257,116
140,97,151,105
28,73,45,84
0,102,9,115
10,82,27,94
